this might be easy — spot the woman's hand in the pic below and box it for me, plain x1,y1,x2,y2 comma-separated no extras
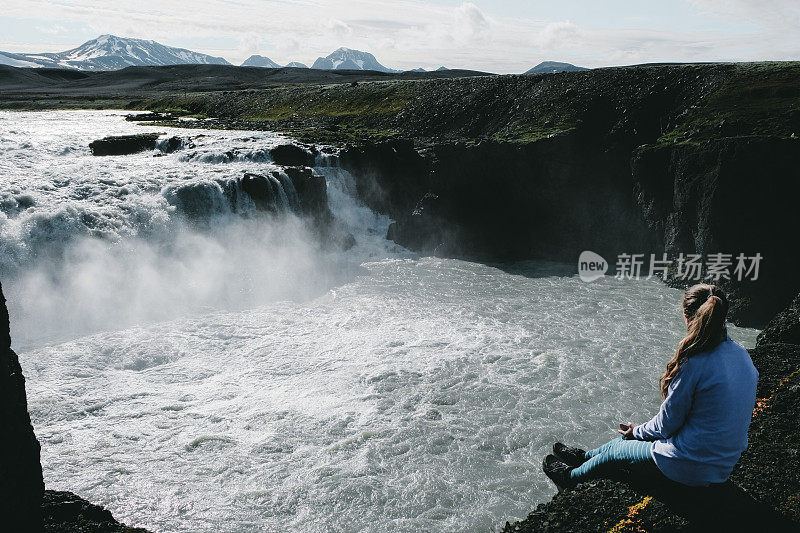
618,422,635,439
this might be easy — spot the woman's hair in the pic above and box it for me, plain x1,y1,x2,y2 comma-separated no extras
659,283,729,398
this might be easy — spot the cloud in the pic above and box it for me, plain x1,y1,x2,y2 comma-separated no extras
324,18,353,39
276,36,300,54
452,2,490,44
238,32,262,56
688,0,800,31
537,21,581,49
3,0,800,72
35,24,68,35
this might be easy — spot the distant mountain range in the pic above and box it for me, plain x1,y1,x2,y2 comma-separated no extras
0,35,230,70
0,34,587,75
524,61,587,74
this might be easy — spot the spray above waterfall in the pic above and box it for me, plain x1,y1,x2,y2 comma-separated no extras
0,110,398,349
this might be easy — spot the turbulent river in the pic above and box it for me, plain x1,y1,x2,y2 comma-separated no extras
0,111,758,532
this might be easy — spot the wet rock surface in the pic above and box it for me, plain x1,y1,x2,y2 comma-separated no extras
89,133,161,156
0,280,44,530
269,143,316,166
42,490,148,533
632,138,800,326
757,293,800,346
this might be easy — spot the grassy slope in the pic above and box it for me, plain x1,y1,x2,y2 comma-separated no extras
124,62,800,147
2,62,798,147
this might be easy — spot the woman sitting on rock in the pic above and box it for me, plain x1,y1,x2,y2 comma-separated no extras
543,283,758,491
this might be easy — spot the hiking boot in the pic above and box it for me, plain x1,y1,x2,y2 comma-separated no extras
553,442,588,467
543,454,576,491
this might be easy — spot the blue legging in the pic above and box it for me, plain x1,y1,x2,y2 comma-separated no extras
570,437,656,482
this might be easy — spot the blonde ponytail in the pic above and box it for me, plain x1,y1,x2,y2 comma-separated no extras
659,284,728,398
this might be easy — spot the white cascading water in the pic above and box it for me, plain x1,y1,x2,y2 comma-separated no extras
0,111,758,532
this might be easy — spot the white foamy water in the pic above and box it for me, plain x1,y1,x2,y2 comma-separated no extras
2,111,758,532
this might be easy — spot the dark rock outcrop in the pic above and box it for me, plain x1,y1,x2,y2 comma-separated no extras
42,490,148,533
283,167,356,250
632,138,800,325
1,280,44,530
125,111,176,122
269,144,316,166
338,134,800,326
341,135,657,262
756,292,800,346
158,135,184,154
89,133,161,156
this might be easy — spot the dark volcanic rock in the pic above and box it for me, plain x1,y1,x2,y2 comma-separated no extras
0,280,44,530
633,138,800,326
342,136,657,262
283,167,356,250
158,135,183,154
339,134,800,326
42,490,149,533
756,292,800,346
338,139,430,220
269,144,316,166
89,133,160,156
125,111,174,122
282,167,327,218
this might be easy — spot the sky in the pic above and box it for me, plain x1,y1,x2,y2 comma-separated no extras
1,0,799,73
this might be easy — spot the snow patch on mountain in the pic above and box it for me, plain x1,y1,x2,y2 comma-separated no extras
311,48,395,73
1,35,231,71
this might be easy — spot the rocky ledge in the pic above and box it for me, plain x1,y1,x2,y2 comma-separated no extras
503,295,800,532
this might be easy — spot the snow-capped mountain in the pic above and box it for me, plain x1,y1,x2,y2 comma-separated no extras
285,61,308,68
241,54,281,68
0,35,231,71
311,48,395,72
524,61,587,74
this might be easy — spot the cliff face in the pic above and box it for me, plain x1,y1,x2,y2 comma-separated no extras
0,281,44,530
633,137,800,324
340,135,656,262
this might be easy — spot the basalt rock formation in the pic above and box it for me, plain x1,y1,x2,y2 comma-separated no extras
337,133,800,325
329,64,800,326
632,138,800,325
89,133,186,156
89,133,161,155
269,143,317,166
1,281,44,529
340,136,656,262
